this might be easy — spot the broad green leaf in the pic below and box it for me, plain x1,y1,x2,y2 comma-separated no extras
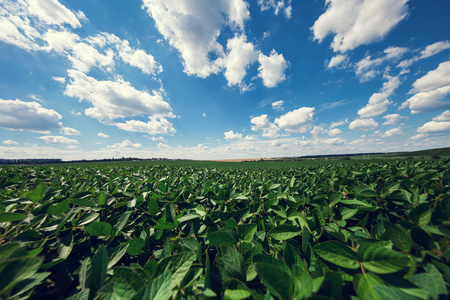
254,262,292,300
313,241,359,269
0,257,42,296
353,273,384,300
127,238,145,256
67,289,90,300
88,245,109,298
58,233,73,259
98,191,107,206
154,252,196,292
409,203,431,226
85,222,112,236
110,211,132,240
0,213,27,223
221,245,246,282
47,199,70,216
317,271,342,299
383,222,413,252
224,279,251,300
107,267,144,299
10,271,50,298
237,223,257,243
133,270,172,300
207,228,239,246
424,264,447,296
358,243,409,274
268,224,301,240
373,285,422,300
108,244,129,269
292,264,313,299
24,182,46,203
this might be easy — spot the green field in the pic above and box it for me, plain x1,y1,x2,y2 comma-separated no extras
0,159,449,299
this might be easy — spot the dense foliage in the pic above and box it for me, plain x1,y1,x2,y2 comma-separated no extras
0,160,449,299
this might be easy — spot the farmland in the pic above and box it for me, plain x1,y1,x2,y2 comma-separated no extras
0,159,449,299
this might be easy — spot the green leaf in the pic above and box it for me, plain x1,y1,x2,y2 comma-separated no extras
221,245,246,282
373,285,422,300
353,273,384,300
0,212,27,223
383,222,413,252
0,257,42,296
107,267,144,299
224,279,252,300
237,223,257,243
268,224,301,240
47,199,70,216
85,222,112,236
409,203,431,226
58,233,73,259
207,228,239,247
24,182,46,203
254,262,292,300
88,245,109,298
317,271,342,299
133,270,172,300
154,252,196,292
358,243,409,274
108,244,129,269
127,238,145,256
292,264,313,299
67,289,90,300
98,191,107,206
424,264,447,296
313,241,359,269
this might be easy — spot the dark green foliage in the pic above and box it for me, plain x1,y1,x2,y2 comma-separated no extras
0,160,449,299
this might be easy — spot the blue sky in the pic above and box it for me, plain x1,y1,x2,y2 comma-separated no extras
1,0,450,160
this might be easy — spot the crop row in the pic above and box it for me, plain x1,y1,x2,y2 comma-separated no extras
0,160,449,299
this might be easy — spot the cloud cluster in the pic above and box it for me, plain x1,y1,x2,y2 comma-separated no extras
400,61,450,113
416,110,450,135
38,135,79,147
312,0,409,52
0,99,62,133
257,0,292,18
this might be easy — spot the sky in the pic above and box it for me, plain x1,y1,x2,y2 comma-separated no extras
1,0,450,160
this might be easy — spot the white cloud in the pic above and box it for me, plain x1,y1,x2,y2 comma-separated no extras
398,41,450,68
157,143,171,149
271,100,285,111
27,0,81,28
400,61,450,113
224,130,243,141
52,76,66,83
107,139,142,149
202,113,207,117
257,0,292,18
382,127,403,137
38,135,79,147
417,121,450,134
141,0,249,78
258,50,289,88
61,127,81,136
114,118,176,135
383,114,406,125
98,132,110,138
64,69,174,123
3,140,18,146
220,35,259,88
328,128,342,136
0,99,62,132
355,47,407,81
312,0,408,52
358,73,401,118
250,114,280,138
433,110,450,122
327,54,348,69
116,39,162,75
244,135,256,141
330,119,347,128
275,107,315,133
349,118,379,131
75,10,88,22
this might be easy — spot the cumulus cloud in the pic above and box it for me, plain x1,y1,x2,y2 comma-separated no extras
358,73,402,118
116,39,163,75
328,128,342,136
142,0,250,78
0,99,62,132
61,127,81,136
115,118,176,135
433,110,450,122
98,132,110,138
383,114,406,125
275,107,315,133
257,0,292,18
224,130,243,141
382,127,403,137
258,50,289,88
27,0,81,28
312,0,408,52
107,139,142,149
349,118,379,131
398,40,450,68
250,114,281,138
271,100,285,111
52,76,66,83
157,143,171,149
38,135,79,147
220,35,259,88
416,110,450,135
64,69,174,123
327,54,348,69
3,140,18,146
400,61,450,113
356,47,407,81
